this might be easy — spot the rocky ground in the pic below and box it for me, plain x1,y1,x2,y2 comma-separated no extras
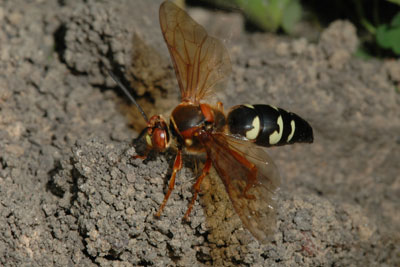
0,0,399,266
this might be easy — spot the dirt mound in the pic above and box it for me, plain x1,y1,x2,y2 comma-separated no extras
0,0,399,266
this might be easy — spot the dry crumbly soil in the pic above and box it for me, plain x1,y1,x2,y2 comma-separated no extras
1,0,400,266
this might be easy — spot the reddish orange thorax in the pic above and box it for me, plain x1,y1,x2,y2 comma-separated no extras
169,103,225,152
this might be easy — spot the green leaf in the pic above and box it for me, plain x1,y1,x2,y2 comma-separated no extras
236,0,290,32
376,24,400,55
390,12,400,27
386,0,400,6
201,0,301,33
389,28,400,53
354,47,373,60
376,25,391,48
282,0,302,33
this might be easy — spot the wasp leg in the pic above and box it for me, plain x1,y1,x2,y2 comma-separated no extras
229,148,257,199
132,147,150,160
183,156,212,221
216,101,224,112
155,149,183,217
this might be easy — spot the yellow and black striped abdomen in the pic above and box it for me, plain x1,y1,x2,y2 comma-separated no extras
227,104,313,147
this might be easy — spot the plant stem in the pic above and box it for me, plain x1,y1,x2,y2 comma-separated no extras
353,0,376,34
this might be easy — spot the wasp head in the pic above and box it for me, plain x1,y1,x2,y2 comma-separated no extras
145,115,170,151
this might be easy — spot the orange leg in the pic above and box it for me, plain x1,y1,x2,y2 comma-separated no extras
216,101,224,112
133,146,151,160
155,149,183,217
229,149,257,199
133,154,147,160
183,156,212,221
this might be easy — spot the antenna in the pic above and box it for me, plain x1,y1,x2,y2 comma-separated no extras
108,70,149,122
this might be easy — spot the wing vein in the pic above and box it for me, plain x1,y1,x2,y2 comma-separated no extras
159,1,231,103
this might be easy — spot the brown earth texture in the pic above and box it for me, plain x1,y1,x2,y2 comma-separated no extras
1,0,400,266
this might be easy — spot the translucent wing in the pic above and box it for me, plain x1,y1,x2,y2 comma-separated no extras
159,1,231,103
203,133,280,243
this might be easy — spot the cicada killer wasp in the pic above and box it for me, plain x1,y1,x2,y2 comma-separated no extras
109,0,313,243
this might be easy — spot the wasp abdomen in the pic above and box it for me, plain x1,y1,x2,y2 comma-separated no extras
227,104,313,147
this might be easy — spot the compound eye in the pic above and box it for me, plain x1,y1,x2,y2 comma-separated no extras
152,128,167,150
